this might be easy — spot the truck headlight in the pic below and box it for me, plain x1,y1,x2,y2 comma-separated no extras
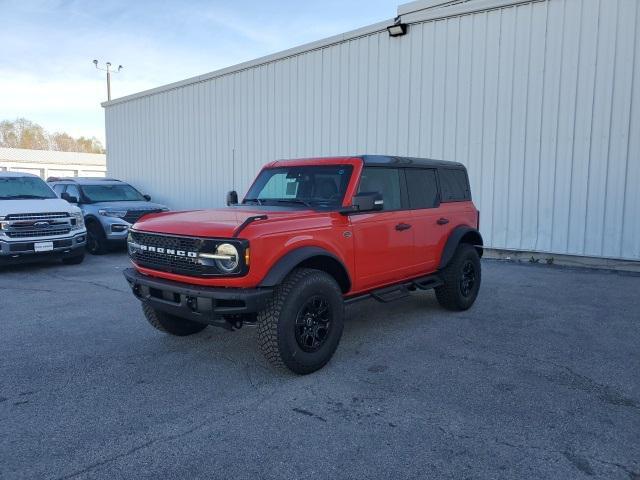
71,212,85,230
214,243,239,273
199,243,240,273
99,209,127,218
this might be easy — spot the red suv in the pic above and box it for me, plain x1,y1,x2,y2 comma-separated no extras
124,156,483,374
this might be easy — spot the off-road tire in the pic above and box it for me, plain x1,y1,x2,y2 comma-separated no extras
86,222,108,255
142,302,207,336
435,243,481,311
257,268,344,375
62,253,85,265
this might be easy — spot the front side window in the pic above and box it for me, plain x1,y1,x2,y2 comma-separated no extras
357,167,402,211
439,169,471,202
81,184,146,202
245,165,353,209
65,184,81,200
52,184,66,196
0,176,57,200
406,168,439,209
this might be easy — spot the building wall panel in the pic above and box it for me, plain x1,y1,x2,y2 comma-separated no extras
105,0,640,261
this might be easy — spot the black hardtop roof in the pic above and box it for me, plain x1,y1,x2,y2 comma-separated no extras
360,155,465,169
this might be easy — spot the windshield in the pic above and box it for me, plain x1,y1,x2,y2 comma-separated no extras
81,184,146,202
244,165,353,209
0,176,57,200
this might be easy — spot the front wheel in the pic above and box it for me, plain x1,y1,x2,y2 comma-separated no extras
142,302,208,336
257,268,344,374
86,222,108,255
435,243,481,311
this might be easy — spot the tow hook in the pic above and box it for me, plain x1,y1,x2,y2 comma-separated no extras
185,296,198,312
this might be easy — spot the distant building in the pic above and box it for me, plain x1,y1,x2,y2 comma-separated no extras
0,147,106,179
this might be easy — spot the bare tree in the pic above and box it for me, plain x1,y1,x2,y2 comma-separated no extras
0,118,105,154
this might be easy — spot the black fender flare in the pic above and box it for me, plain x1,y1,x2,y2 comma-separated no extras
439,226,484,270
259,246,351,292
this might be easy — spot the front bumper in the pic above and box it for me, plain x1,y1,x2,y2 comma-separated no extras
123,268,273,326
0,232,86,263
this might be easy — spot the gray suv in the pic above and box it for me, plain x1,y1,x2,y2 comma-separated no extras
48,177,168,254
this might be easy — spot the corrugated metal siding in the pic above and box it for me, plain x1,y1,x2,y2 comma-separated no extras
105,0,640,261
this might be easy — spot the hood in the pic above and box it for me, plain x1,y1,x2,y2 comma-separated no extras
0,198,81,216
89,200,167,211
134,206,314,238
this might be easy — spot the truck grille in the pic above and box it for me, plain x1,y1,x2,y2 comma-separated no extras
123,209,163,225
6,212,69,220
6,228,72,238
2,212,73,239
129,231,207,275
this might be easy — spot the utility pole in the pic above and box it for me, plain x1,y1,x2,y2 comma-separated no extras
93,60,123,101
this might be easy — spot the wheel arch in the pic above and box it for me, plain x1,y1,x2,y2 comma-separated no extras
439,226,484,270
259,246,351,293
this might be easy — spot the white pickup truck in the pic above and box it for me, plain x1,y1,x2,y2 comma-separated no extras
0,172,87,265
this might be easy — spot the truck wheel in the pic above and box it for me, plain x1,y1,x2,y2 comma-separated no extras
62,253,85,265
257,268,344,374
435,243,481,311
86,222,108,255
141,302,207,336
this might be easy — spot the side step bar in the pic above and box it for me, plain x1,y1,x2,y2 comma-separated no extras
344,273,443,305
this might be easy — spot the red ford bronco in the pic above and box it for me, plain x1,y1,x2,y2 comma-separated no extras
124,156,483,374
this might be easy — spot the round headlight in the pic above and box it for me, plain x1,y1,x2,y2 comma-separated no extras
215,243,239,273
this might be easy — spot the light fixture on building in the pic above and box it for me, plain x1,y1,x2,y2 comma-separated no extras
387,18,408,37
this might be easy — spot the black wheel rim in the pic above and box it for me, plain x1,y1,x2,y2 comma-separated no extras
86,231,98,253
294,295,332,352
460,261,476,297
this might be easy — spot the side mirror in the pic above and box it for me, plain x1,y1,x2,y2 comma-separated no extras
226,190,239,206
351,192,384,212
61,192,78,203
143,194,151,201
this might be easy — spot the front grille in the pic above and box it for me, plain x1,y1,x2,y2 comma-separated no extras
123,209,163,224
129,231,246,277
5,212,69,221
129,231,207,275
6,228,72,238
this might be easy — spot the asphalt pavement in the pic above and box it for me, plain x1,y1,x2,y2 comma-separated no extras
1,252,639,479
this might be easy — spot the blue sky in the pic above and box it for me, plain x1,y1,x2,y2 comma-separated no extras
0,0,400,145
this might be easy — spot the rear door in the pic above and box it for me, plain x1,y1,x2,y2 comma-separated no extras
405,168,444,274
349,167,415,291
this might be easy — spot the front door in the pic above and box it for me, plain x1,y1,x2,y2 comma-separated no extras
349,167,414,292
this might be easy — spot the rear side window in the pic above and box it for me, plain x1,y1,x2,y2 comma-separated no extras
357,167,402,211
439,169,470,202
406,168,439,209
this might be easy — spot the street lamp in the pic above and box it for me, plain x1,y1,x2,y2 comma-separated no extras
93,60,123,101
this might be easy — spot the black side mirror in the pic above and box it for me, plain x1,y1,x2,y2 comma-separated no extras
143,194,151,201
351,192,384,212
226,190,239,206
61,192,78,203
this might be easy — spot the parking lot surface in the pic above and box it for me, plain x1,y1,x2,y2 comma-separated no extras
1,253,639,480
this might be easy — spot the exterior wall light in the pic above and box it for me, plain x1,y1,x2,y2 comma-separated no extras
387,20,408,37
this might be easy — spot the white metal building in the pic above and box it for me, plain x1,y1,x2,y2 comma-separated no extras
104,0,640,262
0,147,106,179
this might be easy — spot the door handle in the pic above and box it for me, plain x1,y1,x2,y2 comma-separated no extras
437,218,450,225
395,223,412,231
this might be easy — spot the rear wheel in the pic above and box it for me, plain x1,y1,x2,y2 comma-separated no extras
257,268,344,374
435,243,481,311
86,222,108,255
142,302,207,336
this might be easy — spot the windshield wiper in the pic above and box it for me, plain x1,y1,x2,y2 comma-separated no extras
243,198,263,205
0,194,51,199
271,199,314,209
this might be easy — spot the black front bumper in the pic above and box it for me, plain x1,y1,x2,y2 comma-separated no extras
123,268,273,326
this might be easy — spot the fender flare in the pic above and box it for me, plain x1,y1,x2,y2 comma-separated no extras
439,226,484,270
259,246,351,292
